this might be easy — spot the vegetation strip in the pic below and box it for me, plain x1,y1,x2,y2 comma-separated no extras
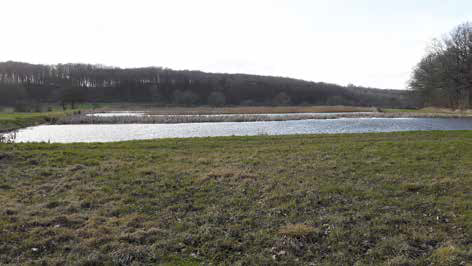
0,112,68,133
1,131,471,264
58,112,472,124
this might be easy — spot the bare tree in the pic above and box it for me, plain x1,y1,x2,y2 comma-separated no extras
410,22,472,109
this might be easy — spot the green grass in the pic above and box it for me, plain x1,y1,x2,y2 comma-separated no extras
383,107,471,114
0,102,107,133
1,131,471,265
0,111,70,133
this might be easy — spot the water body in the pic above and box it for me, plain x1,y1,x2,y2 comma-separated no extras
5,118,472,143
88,112,373,118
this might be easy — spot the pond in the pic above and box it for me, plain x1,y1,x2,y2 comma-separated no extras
87,112,374,118
4,117,472,143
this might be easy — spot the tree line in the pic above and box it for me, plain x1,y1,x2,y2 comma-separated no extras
410,22,472,109
0,61,416,110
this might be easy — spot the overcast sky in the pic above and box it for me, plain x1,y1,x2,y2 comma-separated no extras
1,0,470,89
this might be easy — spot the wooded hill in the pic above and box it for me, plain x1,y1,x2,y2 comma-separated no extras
0,61,415,109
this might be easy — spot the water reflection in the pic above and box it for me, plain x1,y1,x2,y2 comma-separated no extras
8,117,472,143
87,112,373,118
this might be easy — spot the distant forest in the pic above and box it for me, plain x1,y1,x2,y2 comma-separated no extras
0,61,416,110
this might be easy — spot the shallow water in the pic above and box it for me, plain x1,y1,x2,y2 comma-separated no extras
6,118,472,143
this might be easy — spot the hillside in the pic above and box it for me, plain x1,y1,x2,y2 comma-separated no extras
0,61,416,109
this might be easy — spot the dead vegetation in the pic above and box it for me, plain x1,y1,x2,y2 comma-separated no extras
93,105,376,115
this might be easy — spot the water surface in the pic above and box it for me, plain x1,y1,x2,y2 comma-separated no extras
7,117,472,143
88,112,373,118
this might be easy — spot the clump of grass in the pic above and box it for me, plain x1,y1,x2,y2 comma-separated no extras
119,228,166,245
204,169,236,180
402,182,424,192
429,245,464,265
278,224,318,238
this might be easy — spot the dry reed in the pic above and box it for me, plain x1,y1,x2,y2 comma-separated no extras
57,112,472,125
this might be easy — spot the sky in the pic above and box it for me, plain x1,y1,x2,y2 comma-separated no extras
1,0,471,90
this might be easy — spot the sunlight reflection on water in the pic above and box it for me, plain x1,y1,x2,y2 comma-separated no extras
7,117,472,143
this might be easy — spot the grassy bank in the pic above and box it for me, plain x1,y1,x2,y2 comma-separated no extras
384,107,472,114
1,132,471,265
0,112,69,133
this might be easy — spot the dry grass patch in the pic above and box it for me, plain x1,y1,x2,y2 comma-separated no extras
429,245,464,265
96,105,375,115
201,167,259,183
278,224,318,238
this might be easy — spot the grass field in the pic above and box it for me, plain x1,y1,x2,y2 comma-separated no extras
0,103,103,133
1,131,471,265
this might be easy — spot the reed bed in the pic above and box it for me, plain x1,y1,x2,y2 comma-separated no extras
94,105,377,115
57,112,472,124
